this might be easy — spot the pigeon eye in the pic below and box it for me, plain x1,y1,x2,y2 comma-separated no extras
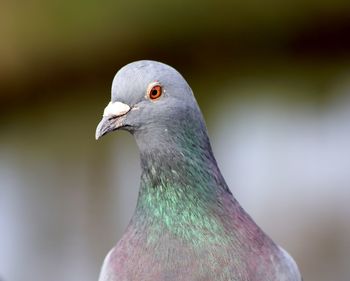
147,83,163,100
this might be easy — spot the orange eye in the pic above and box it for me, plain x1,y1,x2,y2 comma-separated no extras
148,84,163,100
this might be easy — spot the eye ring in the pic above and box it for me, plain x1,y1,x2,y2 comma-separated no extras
147,82,163,101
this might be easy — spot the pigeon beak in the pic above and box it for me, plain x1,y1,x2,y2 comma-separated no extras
95,101,131,140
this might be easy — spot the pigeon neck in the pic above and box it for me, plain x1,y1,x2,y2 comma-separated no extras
134,117,231,206
129,117,254,245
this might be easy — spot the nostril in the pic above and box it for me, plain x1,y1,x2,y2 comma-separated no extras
103,101,131,118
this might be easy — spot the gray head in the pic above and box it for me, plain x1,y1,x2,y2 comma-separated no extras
96,60,207,154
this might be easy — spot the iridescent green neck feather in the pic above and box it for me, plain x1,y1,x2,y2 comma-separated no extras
131,110,239,246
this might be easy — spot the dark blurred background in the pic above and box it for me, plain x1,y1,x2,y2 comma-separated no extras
1,1,350,281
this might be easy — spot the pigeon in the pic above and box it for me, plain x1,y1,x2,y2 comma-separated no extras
95,60,302,281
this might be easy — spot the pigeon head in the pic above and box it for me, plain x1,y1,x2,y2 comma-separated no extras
96,60,207,153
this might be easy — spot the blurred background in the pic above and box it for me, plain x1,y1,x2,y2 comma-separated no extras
1,1,350,281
